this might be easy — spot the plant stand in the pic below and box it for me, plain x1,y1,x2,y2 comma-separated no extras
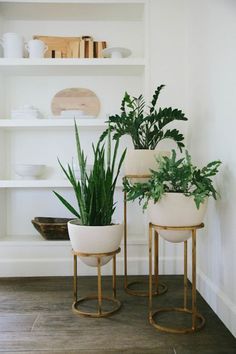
123,175,167,297
148,223,205,334
72,248,121,318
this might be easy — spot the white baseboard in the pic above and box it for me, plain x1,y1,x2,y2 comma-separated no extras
196,268,236,338
0,256,184,277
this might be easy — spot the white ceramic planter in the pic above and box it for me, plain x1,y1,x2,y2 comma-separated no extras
124,149,169,181
67,220,123,267
148,193,207,243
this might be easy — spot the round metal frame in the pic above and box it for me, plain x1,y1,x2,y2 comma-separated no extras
148,223,205,334
73,295,121,318
150,307,205,334
123,175,167,297
125,280,167,297
72,247,121,318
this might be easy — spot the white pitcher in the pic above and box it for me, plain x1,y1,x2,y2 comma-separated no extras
25,39,48,58
0,32,24,58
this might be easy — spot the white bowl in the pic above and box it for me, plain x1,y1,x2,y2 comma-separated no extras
15,164,45,179
102,47,132,58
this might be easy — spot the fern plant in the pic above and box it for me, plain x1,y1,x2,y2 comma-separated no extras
123,150,221,209
104,85,188,150
54,122,126,226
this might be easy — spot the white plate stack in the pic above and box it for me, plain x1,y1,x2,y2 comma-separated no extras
11,105,42,119
60,110,87,119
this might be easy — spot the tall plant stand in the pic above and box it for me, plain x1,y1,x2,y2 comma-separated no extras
123,175,167,297
72,248,121,318
148,223,205,334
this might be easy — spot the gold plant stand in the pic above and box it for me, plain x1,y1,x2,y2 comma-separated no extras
72,248,121,318
123,175,167,297
148,223,206,334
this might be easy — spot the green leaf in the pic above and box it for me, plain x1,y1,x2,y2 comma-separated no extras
53,191,80,218
54,123,125,226
123,150,221,210
106,85,188,150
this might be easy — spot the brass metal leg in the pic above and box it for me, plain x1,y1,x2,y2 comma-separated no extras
149,223,153,321
124,199,167,297
184,240,188,309
73,254,77,303
72,248,121,318
123,176,167,297
149,224,205,334
124,190,127,288
97,256,102,316
113,253,116,298
192,229,197,330
154,231,159,293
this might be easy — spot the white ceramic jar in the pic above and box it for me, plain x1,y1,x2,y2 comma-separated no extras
25,39,48,58
0,32,24,58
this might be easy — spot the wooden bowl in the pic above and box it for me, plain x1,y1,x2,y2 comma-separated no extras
32,217,74,240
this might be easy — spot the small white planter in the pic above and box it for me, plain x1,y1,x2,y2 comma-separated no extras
148,193,207,243
68,220,123,267
124,149,169,180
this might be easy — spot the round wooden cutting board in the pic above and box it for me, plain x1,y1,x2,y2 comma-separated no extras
51,88,100,116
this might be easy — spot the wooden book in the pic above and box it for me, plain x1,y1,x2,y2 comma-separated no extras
94,41,107,58
80,36,93,58
80,39,93,58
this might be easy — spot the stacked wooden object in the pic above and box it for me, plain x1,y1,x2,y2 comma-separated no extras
33,35,106,58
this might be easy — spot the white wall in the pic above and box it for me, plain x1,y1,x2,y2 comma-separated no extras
148,0,189,272
187,0,236,337
149,0,236,337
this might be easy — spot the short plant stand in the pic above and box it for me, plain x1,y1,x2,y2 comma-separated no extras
72,248,121,318
123,175,167,297
148,223,206,334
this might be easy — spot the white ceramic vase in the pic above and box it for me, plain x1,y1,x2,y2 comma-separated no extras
124,149,169,181
67,220,123,267
148,193,207,243
25,39,48,58
0,32,24,58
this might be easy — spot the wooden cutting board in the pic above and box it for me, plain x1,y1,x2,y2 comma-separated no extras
51,88,100,116
33,35,81,58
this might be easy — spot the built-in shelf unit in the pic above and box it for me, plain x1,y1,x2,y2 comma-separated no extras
0,0,149,276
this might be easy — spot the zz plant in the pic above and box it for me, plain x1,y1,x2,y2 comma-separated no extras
54,123,126,226
123,150,221,209
104,85,188,151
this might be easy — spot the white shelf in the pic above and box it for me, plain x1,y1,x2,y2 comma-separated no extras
0,179,71,188
0,179,123,189
0,0,148,276
0,58,146,76
0,234,71,246
0,118,107,129
0,1,145,21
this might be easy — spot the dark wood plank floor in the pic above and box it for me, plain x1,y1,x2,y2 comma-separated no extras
0,275,235,353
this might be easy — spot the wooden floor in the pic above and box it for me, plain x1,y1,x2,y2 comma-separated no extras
0,275,235,354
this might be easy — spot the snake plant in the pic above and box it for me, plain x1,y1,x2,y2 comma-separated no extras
54,122,126,226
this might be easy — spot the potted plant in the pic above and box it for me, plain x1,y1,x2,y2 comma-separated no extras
54,122,126,266
104,85,188,177
123,150,221,242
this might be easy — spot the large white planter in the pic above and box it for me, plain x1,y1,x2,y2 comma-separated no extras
68,220,123,267
124,149,169,180
148,193,207,243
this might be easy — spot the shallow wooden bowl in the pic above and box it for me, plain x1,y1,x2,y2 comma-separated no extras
32,217,74,240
